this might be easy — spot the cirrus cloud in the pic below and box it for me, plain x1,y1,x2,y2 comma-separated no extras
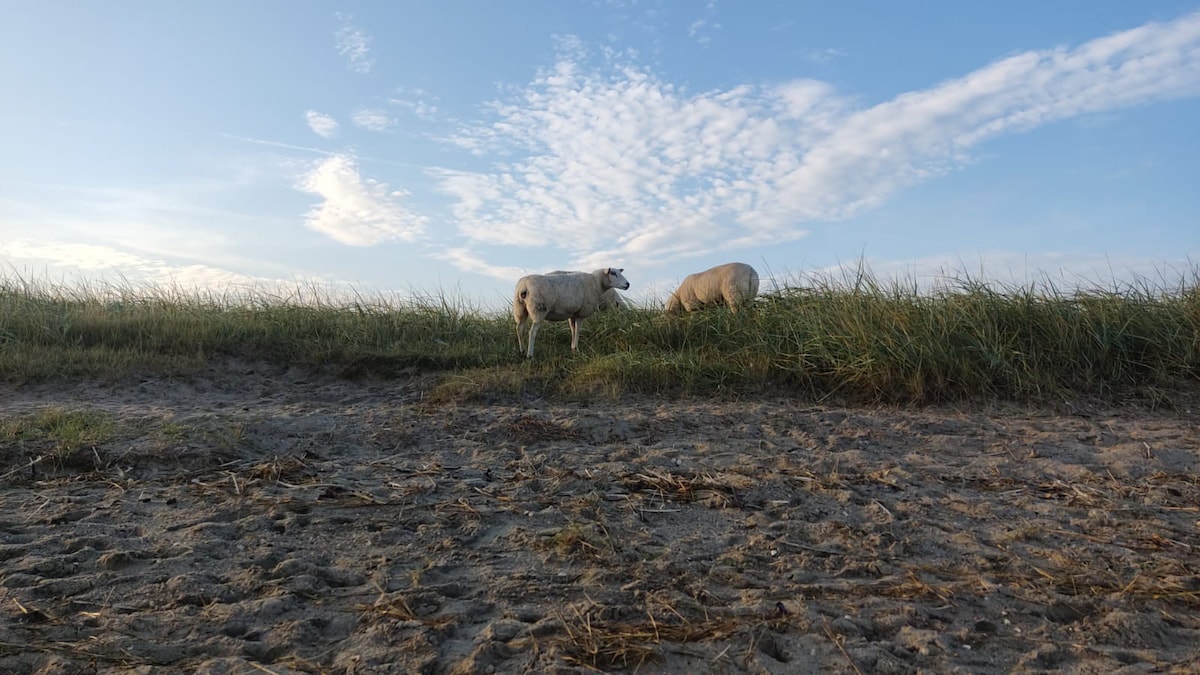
436,11,1200,272
305,110,339,138
335,13,374,74
352,108,396,132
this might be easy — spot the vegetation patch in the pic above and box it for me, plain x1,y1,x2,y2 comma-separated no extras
0,407,117,474
2,266,1197,404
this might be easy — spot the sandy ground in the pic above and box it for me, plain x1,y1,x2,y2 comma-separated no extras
1,361,1198,674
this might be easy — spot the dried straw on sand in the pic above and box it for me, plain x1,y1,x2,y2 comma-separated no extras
2,364,1197,673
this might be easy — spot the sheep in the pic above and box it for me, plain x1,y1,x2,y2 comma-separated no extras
514,267,631,358
550,271,626,311
599,287,627,310
665,262,759,315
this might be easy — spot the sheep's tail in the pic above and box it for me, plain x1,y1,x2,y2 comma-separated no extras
513,283,530,321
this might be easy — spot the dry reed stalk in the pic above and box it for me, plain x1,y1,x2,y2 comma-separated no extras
359,588,457,628
821,615,863,675
620,469,744,508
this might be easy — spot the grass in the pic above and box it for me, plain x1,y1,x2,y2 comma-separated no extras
1,265,1197,404
0,407,117,474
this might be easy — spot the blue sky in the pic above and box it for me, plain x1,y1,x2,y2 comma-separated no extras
2,1,1198,308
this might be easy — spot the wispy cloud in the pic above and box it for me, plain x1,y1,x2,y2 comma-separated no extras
437,12,1200,273
352,108,396,132
441,62,845,265
305,110,339,138
0,240,380,300
1,241,151,271
221,133,430,169
389,87,440,121
809,251,1200,294
800,47,845,65
434,247,531,282
219,133,338,157
296,154,426,246
687,0,720,46
389,97,439,121
0,240,276,291
1,176,287,271
335,13,374,74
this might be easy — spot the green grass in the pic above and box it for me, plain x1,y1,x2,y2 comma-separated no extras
1,267,1197,404
0,407,117,472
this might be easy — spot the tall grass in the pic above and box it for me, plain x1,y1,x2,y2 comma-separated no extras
1,268,1197,404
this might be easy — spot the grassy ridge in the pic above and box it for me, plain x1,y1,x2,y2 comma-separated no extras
1,270,1197,403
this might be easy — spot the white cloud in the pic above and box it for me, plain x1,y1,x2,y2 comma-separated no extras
0,240,279,291
335,13,374,74
0,175,290,272
305,110,339,138
763,11,1200,226
389,87,440,121
390,97,439,121
296,154,426,246
436,12,1200,274
434,248,531,282
352,108,396,132
0,239,393,303
1,241,150,271
800,47,845,65
441,61,845,266
688,0,720,46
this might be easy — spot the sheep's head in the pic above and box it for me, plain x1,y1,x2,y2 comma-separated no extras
664,294,683,315
606,267,631,291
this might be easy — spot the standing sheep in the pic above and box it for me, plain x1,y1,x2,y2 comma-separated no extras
514,268,631,358
665,262,759,314
550,271,626,310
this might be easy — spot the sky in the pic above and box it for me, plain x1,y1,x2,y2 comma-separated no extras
2,1,1198,309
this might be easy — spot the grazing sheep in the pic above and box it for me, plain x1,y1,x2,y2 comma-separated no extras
665,262,759,314
599,288,627,310
514,267,631,358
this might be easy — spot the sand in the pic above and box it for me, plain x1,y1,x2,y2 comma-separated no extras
1,361,1198,674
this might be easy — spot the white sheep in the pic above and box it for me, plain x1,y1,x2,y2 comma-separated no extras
514,267,632,358
550,271,626,311
599,288,627,310
665,262,759,315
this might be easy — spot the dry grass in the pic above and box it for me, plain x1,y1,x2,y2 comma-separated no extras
530,602,752,671
619,469,748,508
360,588,459,629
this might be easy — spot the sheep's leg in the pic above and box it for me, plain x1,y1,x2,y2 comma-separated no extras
514,298,530,353
568,317,580,352
526,319,542,358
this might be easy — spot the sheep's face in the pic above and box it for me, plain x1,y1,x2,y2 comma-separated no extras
606,268,631,291
664,294,683,315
